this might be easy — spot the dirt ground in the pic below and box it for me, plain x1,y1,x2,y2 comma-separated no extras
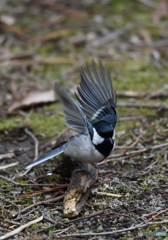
0,0,168,239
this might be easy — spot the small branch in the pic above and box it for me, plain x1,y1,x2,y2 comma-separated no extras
24,128,39,160
0,175,67,187
20,195,64,214
117,102,168,110
20,128,39,176
4,219,21,226
59,220,168,238
0,215,43,240
144,160,159,170
97,192,122,198
3,199,21,217
117,116,145,121
0,162,19,170
37,210,106,233
87,23,134,48
16,186,68,198
99,142,168,164
147,208,168,222
0,51,33,62
43,216,56,225
120,136,140,154
14,208,38,221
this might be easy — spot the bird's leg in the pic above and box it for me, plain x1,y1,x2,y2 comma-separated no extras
73,161,95,180
93,163,99,170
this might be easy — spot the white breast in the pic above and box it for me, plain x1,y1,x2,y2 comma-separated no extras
64,133,104,163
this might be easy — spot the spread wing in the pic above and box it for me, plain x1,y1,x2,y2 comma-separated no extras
55,83,93,134
75,60,117,129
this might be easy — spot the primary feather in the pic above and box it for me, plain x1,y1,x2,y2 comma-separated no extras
75,60,117,128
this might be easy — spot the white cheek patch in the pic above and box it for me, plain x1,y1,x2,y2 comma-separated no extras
92,128,104,145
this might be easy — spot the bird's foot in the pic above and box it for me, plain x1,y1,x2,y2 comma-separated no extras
73,161,95,180
93,163,99,170
73,168,95,180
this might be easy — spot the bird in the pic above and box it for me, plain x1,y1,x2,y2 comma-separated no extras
26,60,117,178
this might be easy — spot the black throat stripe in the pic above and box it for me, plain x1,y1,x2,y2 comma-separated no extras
94,138,113,157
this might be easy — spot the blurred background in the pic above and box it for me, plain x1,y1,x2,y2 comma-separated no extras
0,0,168,138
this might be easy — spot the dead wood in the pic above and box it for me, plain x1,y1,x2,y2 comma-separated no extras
63,160,98,218
52,129,99,218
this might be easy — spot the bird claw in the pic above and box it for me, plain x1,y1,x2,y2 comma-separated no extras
93,163,99,170
72,167,95,180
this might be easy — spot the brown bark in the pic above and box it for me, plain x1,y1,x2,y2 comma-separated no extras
63,161,98,218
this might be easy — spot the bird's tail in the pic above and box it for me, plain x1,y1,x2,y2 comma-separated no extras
26,143,66,169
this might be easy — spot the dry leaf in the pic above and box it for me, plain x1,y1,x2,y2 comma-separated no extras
8,90,57,113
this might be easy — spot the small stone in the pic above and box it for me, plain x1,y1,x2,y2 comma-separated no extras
86,221,92,226
97,225,103,231
45,195,51,200
91,188,97,195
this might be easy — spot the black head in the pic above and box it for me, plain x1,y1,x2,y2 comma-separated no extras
93,120,113,139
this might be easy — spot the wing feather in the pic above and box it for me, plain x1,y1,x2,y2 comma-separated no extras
55,83,93,134
76,60,117,128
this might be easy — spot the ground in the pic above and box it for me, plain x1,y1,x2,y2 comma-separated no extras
0,0,168,239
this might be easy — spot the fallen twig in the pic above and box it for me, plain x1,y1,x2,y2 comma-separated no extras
120,136,140,154
0,162,18,169
147,208,168,222
0,215,43,240
24,128,39,159
14,208,38,221
20,195,64,214
97,192,122,198
2,199,21,217
117,89,168,99
0,219,14,230
58,219,168,237
37,210,106,233
0,175,67,187
99,142,168,164
117,116,145,121
16,186,67,198
144,160,159,170
20,128,39,176
87,23,134,48
0,51,33,62
117,101,168,110
29,29,74,43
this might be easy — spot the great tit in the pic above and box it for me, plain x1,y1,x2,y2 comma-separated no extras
26,60,117,177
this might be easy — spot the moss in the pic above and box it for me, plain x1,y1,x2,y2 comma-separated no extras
0,103,66,139
0,116,24,131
